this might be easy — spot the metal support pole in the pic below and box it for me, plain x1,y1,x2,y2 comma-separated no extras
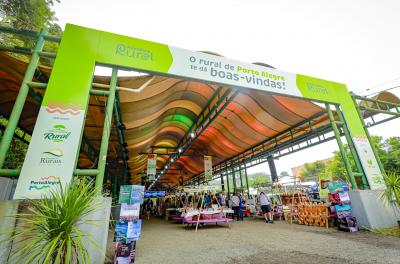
0,29,47,168
95,67,118,193
226,171,230,198
232,167,237,192
244,166,250,198
239,167,243,191
351,94,386,175
220,173,225,192
335,105,369,189
114,92,129,186
326,103,358,189
267,155,278,182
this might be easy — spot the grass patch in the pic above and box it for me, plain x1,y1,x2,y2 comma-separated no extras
371,227,400,237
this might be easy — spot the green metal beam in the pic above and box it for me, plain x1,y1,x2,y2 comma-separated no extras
95,67,118,193
239,167,243,190
0,25,61,42
220,172,225,192
226,171,230,197
359,106,400,117
326,103,358,189
244,166,250,198
335,105,369,189
351,93,386,175
0,29,47,168
90,89,110,96
0,46,57,58
232,167,237,192
27,81,111,97
114,91,130,186
0,168,100,177
73,169,100,176
0,169,20,177
354,94,400,108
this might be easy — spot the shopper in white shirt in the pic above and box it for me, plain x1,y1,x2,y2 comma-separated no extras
259,192,273,223
231,193,243,221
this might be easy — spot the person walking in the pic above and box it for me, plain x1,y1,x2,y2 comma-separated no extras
259,192,273,223
145,198,152,220
232,192,244,221
238,192,244,221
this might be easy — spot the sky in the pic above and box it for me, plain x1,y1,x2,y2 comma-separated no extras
53,0,400,175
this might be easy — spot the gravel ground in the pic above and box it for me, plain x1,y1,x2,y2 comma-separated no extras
111,217,400,264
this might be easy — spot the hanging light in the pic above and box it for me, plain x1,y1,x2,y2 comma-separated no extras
190,132,195,138
178,148,182,153
165,165,168,169
170,157,174,162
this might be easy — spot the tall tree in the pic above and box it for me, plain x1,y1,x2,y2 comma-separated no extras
279,171,290,177
300,161,326,182
0,0,62,65
0,0,60,31
325,136,400,184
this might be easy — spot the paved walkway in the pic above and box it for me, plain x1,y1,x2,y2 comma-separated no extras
134,217,400,264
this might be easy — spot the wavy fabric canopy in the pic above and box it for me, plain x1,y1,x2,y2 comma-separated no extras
1,52,399,188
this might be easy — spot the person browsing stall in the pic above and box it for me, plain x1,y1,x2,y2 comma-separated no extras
259,192,273,223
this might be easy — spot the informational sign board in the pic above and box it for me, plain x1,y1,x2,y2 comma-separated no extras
13,108,85,199
115,185,144,263
144,191,166,198
183,187,199,193
119,185,145,204
13,24,386,198
200,185,220,191
204,155,213,180
353,136,386,190
147,154,157,181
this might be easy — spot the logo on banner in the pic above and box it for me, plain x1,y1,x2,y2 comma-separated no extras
43,124,71,142
115,44,154,61
28,176,60,191
40,147,64,165
45,101,81,115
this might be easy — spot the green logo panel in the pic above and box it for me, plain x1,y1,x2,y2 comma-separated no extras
96,31,173,73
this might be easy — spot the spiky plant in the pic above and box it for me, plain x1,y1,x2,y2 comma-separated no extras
5,179,100,263
380,171,400,208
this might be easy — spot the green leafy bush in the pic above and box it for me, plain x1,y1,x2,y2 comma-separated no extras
4,180,100,263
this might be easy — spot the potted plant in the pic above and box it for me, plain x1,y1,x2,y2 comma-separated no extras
3,179,100,263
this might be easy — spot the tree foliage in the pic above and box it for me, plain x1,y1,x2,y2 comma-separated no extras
300,161,326,182
0,0,62,65
0,0,60,30
299,136,400,184
248,172,271,188
279,171,289,177
0,117,29,169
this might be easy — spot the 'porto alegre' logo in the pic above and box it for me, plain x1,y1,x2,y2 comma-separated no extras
40,147,64,165
28,176,60,191
43,125,71,142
